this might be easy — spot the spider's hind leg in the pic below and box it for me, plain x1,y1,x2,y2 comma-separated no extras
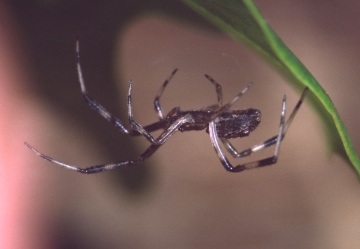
209,94,287,172
220,87,308,158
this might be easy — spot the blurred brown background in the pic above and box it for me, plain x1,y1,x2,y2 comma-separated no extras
1,0,360,248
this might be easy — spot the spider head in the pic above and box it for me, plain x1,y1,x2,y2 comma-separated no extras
210,108,261,139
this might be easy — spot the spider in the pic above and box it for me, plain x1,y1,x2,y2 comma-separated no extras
25,41,308,174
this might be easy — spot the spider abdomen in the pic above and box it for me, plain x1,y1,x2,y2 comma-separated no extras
210,108,261,139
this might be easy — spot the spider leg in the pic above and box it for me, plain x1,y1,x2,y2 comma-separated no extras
203,74,223,110
76,40,130,135
210,82,253,120
209,94,286,172
76,41,159,143
127,80,157,143
153,68,178,120
24,114,194,174
220,87,308,158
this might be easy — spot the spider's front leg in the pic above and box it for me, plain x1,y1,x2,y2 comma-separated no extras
126,80,157,143
25,113,194,174
76,40,157,144
209,95,287,172
75,41,130,135
153,68,178,120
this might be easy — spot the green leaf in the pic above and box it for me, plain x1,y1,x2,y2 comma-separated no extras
182,0,360,176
